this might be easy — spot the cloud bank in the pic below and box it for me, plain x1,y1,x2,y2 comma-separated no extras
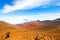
1,13,60,24
1,0,60,13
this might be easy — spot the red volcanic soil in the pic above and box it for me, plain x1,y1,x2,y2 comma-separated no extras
22,22,43,29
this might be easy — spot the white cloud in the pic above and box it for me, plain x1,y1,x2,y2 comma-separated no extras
51,0,60,6
1,0,54,13
1,13,60,24
56,2,60,6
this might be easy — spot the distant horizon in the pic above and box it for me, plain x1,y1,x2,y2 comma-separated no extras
0,18,60,24
0,0,60,24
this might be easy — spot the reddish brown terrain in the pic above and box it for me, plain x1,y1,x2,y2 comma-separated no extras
0,18,60,40
22,22,43,29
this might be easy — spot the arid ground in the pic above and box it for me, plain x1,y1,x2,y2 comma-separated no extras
0,18,60,40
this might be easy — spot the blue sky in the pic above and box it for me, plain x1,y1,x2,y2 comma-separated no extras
0,0,60,24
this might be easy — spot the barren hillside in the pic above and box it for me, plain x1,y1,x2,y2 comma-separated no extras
0,18,60,40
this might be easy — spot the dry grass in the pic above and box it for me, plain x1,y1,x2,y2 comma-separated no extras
0,21,60,40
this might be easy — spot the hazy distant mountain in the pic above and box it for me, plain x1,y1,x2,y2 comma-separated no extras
16,18,60,31
28,18,60,31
